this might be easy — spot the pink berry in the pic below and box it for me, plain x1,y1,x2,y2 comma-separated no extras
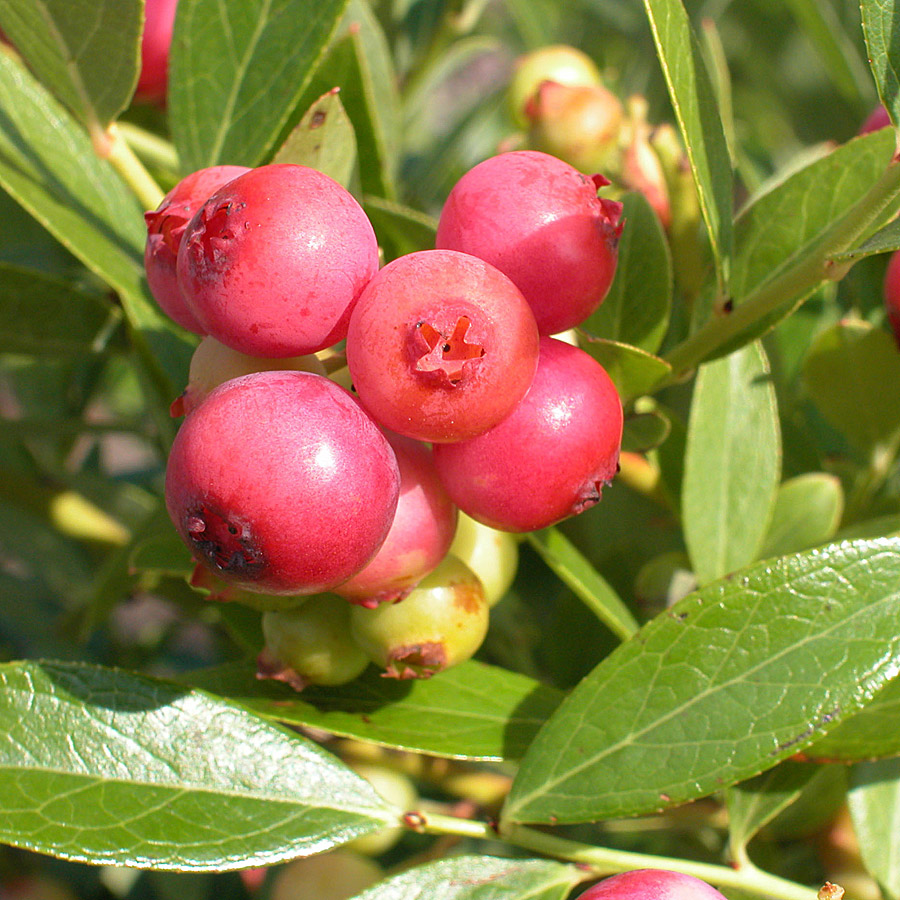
859,105,892,135
886,250,900,348
346,249,540,443
144,165,251,333
165,370,400,595
579,870,727,900
335,432,458,606
435,150,623,334
433,336,623,532
176,164,379,357
135,0,178,104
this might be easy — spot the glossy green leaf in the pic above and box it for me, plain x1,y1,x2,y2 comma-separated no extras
169,0,349,171
861,0,900,127
726,761,826,858
731,130,897,312
354,856,583,900
759,473,843,559
577,336,671,403
297,0,399,199
0,661,394,869
582,192,672,354
0,53,192,411
526,528,639,642
664,129,900,374
502,537,900,825
849,758,900,900
806,675,900,762
0,264,120,354
641,0,733,292
803,319,900,454
682,341,781,585
272,88,356,187
0,0,141,133
185,659,563,762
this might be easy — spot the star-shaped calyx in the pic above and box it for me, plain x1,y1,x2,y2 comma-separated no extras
413,316,485,385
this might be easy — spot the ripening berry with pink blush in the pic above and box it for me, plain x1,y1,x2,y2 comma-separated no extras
884,249,900,348
165,370,400,595
433,336,623,532
177,164,379,357
346,249,540,443
135,0,178,103
335,432,458,606
578,870,728,900
144,165,251,334
435,150,623,334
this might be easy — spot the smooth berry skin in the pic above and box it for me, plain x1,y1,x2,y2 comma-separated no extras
335,432,458,606
436,150,623,335
346,249,540,443
144,165,251,334
257,596,370,690
350,554,489,679
165,370,400,595
860,105,891,135
433,337,623,532
177,164,379,357
579,870,727,900
135,0,178,103
884,249,900,348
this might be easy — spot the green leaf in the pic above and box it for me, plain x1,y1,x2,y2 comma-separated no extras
501,537,900,825
184,659,563,762
0,264,120,354
526,528,639,642
272,87,357,187
832,216,900,263
0,0,141,134
0,661,394,869
641,0,733,292
622,410,671,454
682,342,781,585
759,473,843,559
733,131,897,305
803,319,900,455
849,758,900,900
363,196,437,262
577,336,671,403
169,0,350,172
806,675,900,762
354,856,583,900
861,0,900,127
296,0,399,198
129,532,194,578
0,53,192,411
581,191,672,355
725,761,827,859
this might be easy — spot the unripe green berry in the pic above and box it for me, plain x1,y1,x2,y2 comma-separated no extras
346,762,418,856
449,512,518,607
270,849,382,900
350,555,489,679
258,595,370,691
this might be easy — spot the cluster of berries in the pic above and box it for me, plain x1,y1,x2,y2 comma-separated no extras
146,149,625,686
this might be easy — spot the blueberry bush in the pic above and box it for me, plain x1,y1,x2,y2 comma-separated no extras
3,1,900,899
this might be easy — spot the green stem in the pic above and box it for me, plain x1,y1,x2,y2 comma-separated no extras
117,120,180,174
103,123,165,210
416,813,819,900
660,157,900,384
